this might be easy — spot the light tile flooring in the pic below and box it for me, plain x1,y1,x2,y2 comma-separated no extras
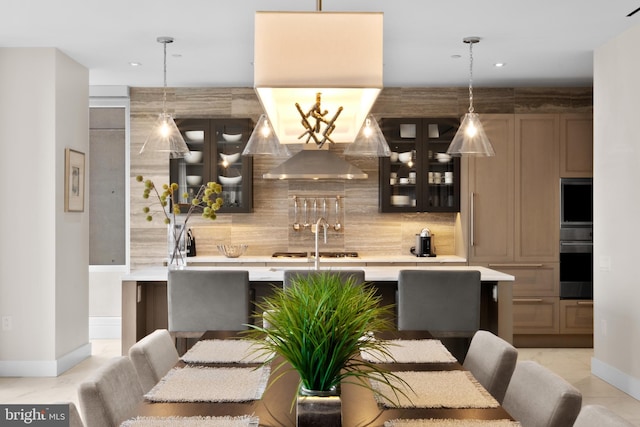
0,341,639,426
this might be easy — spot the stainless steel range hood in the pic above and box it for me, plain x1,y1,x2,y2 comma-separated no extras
263,149,367,180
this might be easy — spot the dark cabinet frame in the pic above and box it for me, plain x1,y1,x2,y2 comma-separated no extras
171,118,253,213
379,118,460,213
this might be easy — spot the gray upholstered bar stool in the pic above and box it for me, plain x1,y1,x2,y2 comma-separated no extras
167,270,250,353
283,269,365,289
397,270,481,361
502,360,582,427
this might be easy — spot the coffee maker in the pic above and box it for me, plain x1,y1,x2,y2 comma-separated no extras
410,228,436,257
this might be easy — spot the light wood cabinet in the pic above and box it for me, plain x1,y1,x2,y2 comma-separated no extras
468,114,562,335
559,300,593,334
512,296,559,334
560,113,593,177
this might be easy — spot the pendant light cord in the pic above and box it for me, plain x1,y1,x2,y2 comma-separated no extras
162,40,167,116
468,40,474,114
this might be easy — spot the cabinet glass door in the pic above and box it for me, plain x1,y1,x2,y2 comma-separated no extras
379,118,460,212
171,118,253,213
422,120,460,211
211,119,253,212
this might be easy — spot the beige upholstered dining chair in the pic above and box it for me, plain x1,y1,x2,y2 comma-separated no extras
282,269,365,289
128,329,180,393
67,402,84,427
462,330,518,404
502,360,582,427
574,404,635,427
78,356,144,427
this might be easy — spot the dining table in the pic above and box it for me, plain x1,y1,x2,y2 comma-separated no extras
128,330,516,427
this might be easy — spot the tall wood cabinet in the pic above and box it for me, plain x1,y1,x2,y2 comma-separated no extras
468,113,592,341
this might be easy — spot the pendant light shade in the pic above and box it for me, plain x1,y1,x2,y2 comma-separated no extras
242,114,292,157
140,36,190,159
344,115,391,157
447,37,495,157
447,112,495,157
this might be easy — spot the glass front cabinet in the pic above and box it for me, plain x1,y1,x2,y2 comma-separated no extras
379,118,460,212
170,118,253,213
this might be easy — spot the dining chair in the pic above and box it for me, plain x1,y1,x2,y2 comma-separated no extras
167,270,250,351
128,329,180,393
462,330,518,404
282,269,365,289
574,404,635,427
502,360,582,427
78,356,144,427
397,270,481,334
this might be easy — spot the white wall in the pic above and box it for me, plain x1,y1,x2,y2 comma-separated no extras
592,24,640,398
0,48,90,376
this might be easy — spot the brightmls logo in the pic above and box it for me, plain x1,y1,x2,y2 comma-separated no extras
0,405,68,426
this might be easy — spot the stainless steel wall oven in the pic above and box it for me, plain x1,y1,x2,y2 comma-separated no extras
559,178,593,300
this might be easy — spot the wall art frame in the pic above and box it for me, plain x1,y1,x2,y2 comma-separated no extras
65,148,85,212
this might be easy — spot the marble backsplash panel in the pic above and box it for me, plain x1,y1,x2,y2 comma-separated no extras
129,86,591,268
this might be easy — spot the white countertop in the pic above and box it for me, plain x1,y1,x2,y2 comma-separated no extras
123,264,514,283
184,254,468,265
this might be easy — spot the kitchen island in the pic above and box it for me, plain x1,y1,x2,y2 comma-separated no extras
121,257,514,355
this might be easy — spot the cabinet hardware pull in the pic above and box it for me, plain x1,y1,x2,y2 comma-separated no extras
488,263,544,268
577,301,594,306
470,192,475,247
513,298,544,303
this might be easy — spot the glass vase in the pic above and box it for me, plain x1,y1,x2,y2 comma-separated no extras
167,218,187,269
297,386,341,427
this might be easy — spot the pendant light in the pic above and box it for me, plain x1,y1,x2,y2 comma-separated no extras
242,114,292,157
446,37,495,157
344,115,391,157
139,36,190,159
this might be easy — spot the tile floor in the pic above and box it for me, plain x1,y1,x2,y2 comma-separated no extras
0,341,639,426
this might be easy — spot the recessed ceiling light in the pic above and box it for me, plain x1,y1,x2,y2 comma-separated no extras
451,54,462,59
494,62,506,68
129,62,142,67
172,53,182,58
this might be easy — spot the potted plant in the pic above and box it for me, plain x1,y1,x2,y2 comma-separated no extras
245,271,407,426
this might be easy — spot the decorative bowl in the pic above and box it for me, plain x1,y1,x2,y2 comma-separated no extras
184,151,203,164
185,130,204,142
220,152,241,164
186,175,202,185
219,175,242,185
398,151,413,163
436,153,452,163
217,244,248,258
222,133,242,142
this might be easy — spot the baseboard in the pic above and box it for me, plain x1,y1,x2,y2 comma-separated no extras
89,316,121,339
592,356,640,401
0,342,91,377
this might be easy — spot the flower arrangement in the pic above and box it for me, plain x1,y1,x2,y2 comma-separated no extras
135,175,223,266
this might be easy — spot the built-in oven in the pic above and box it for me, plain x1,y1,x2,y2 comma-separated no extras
560,227,593,299
559,178,593,299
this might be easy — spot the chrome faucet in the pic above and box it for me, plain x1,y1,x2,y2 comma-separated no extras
314,217,329,270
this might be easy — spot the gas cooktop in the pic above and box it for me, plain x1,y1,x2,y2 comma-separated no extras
272,251,359,258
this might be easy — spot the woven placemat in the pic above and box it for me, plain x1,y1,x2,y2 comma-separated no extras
384,419,520,427
121,415,259,427
361,339,457,363
371,370,499,409
145,366,270,403
181,339,272,364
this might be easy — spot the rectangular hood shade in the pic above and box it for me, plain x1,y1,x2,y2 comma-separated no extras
263,150,367,180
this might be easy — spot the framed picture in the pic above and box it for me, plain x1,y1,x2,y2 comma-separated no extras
65,148,85,212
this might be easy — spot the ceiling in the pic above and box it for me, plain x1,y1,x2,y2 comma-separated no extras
2,0,639,88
